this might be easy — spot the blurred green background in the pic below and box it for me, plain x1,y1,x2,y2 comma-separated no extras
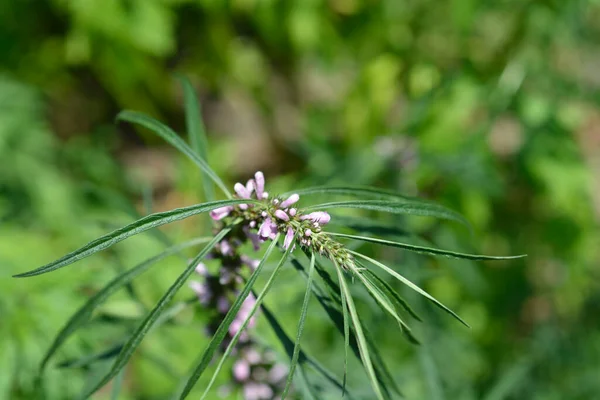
2,0,600,399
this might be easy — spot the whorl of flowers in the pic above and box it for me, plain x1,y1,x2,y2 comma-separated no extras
209,171,355,270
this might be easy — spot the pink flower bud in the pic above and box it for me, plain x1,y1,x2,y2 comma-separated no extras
254,171,265,199
289,208,297,216
283,226,295,250
209,206,233,220
234,182,251,199
280,193,299,208
233,360,251,381
300,211,331,225
274,209,289,221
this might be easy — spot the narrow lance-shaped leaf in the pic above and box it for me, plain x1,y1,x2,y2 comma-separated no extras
350,250,470,328
14,199,249,278
199,242,294,400
79,229,230,399
336,266,385,400
260,304,351,398
330,232,526,261
117,110,230,197
177,76,215,202
361,269,422,322
40,237,211,371
304,199,471,230
177,235,281,399
281,252,316,399
284,185,416,201
293,252,400,396
357,271,420,345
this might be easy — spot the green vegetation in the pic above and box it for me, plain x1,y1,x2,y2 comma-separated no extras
2,1,599,399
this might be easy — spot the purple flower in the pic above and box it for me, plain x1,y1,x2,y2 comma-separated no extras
243,383,273,400
233,360,251,381
194,262,208,276
289,208,297,216
217,296,230,313
268,363,289,383
189,281,211,304
274,209,289,221
243,226,262,251
241,255,260,270
280,193,299,208
258,218,277,238
219,240,234,256
283,226,295,250
300,211,331,225
254,171,265,199
234,182,252,199
210,206,233,220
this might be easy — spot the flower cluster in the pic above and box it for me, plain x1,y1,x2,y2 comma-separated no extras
189,241,288,399
190,172,357,398
210,171,354,270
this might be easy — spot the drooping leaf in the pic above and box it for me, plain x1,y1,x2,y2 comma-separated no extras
57,342,124,370
199,243,294,400
350,250,470,328
328,214,410,237
177,235,280,399
331,232,526,261
14,199,248,278
292,253,399,397
304,199,471,230
40,237,211,371
285,185,416,201
282,252,316,399
79,229,230,399
336,266,385,400
357,271,420,345
116,110,230,197
361,269,422,322
261,304,350,399
177,76,215,203
110,369,126,400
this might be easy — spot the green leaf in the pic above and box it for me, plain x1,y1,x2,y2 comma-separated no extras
260,304,350,398
292,253,399,397
339,262,350,397
199,243,293,400
110,369,126,400
79,229,230,399
177,235,280,399
177,76,215,203
14,199,247,278
117,110,230,197
282,252,316,399
329,215,410,237
304,199,471,230
336,266,385,400
350,251,470,328
330,232,526,261
357,271,420,345
285,185,416,200
361,269,422,322
40,237,211,371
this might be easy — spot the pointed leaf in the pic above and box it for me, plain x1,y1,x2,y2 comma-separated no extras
199,244,293,399
261,304,351,398
357,271,420,345
40,237,210,371
304,200,471,230
14,199,247,278
282,252,316,399
350,251,470,328
79,229,230,399
177,235,280,399
117,110,230,197
331,232,526,261
177,76,215,202
336,267,385,400
361,269,422,322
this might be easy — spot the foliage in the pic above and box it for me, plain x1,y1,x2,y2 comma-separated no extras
2,1,600,399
